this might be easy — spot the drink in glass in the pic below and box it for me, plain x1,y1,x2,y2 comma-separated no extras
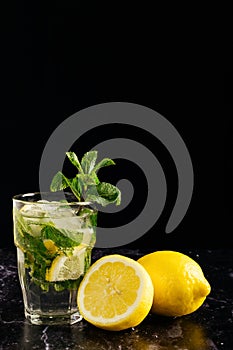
13,192,97,325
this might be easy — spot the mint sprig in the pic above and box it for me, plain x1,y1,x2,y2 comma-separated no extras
50,151,121,206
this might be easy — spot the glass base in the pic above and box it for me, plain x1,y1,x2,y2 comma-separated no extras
25,309,83,325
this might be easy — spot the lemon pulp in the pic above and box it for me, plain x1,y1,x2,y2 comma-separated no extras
46,246,86,282
77,254,154,331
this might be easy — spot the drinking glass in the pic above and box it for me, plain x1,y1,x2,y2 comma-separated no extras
12,192,97,325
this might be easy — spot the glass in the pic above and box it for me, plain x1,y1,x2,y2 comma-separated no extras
12,192,97,325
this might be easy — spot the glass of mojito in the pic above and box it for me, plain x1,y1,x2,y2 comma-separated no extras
13,192,97,325
12,150,121,325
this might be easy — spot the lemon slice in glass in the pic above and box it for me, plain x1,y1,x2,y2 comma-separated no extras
77,254,154,331
46,246,86,282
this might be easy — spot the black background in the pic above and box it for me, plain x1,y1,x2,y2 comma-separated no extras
1,1,232,249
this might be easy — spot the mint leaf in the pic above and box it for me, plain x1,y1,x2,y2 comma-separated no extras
97,182,121,205
66,152,83,173
81,151,97,174
77,173,98,187
50,171,70,192
50,172,82,201
41,225,80,248
86,182,121,206
69,177,81,200
84,194,113,207
50,150,121,207
19,230,52,285
92,158,115,173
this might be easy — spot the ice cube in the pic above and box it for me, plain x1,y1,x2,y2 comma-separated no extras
20,203,47,218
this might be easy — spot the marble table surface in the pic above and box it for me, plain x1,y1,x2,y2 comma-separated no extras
0,247,232,350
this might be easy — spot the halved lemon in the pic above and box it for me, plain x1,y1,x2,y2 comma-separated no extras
77,254,154,331
46,246,86,282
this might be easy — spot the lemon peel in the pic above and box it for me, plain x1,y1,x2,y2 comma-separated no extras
138,250,211,317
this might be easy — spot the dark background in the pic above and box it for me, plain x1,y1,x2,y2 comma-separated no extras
1,1,232,249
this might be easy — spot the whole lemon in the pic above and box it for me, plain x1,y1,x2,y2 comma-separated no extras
138,250,211,317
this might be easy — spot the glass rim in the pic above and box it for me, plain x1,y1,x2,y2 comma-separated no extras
12,191,92,206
